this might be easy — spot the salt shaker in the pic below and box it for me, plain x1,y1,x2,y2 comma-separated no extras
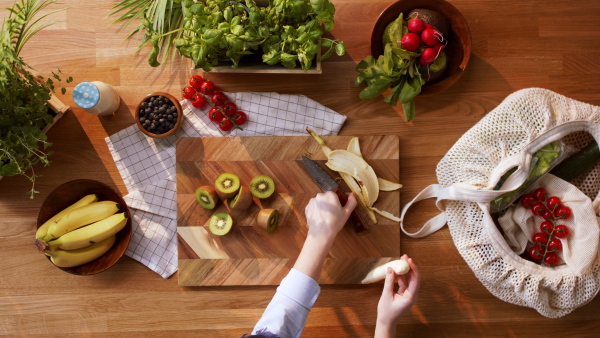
73,81,120,116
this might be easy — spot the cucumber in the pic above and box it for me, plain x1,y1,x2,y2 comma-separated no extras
550,141,600,181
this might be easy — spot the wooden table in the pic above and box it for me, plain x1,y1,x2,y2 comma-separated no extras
2,0,600,336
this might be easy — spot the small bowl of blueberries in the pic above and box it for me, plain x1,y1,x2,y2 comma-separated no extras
135,92,183,138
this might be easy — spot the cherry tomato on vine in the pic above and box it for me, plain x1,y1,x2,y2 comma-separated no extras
554,225,570,239
554,205,572,219
233,111,247,125
531,202,546,216
208,107,223,122
541,210,554,221
533,188,547,201
529,245,544,261
531,232,549,246
546,196,562,210
219,117,233,131
544,252,559,266
521,194,536,208
547,238,562,252
200,80,215,96
222,102,238,117
191,94,206,108
182,86,195,100
540,220,554,235
189,75,204,90
212,92,227,106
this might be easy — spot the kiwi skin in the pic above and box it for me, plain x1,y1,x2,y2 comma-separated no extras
195,186,218,209
250,175,275,199
215,173,241,199
229,186,253,211
257,209,279,233
209,212,233,236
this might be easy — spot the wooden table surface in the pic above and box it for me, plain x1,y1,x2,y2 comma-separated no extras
2,0,600,336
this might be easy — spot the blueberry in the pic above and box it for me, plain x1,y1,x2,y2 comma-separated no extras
167,115,173,121
140,117,146,123
159,118,165,124
173,113,178,118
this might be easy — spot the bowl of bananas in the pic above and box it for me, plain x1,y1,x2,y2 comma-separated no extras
35,179,132,275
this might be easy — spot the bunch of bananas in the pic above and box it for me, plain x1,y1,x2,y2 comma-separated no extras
35,194,128,268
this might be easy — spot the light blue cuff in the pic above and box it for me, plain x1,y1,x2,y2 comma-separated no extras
277,268,321,310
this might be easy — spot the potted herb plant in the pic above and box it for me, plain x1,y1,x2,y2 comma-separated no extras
0,0,72,198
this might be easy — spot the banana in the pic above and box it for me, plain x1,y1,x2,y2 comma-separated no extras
47,235,116,268
325,149,380,206
35,194,98,240
42,201,120,242
46,213,128,251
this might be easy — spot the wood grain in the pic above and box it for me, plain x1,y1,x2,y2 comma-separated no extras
176,136,401,286
2,0,600,336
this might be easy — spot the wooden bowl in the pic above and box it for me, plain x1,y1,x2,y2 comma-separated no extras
37,179,132,275
135,92,183,139
370,0,471,96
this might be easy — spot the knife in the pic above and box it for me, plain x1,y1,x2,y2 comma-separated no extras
301,155,368,233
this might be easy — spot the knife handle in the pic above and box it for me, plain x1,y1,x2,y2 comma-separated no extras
332,188,368,233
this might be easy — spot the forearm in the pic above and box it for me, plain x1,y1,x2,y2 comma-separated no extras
374,320,397,338
293,235,333,281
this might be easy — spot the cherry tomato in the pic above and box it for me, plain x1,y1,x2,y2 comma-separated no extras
233,111,247,125
531,202,546,216
547,238,562,252
212,92,227,106
541,210,554,221
407,17,425,33
208,107,223,122
531,232,549,246
520,194,536,208
554,225,570,239
554,205,572,219
533,188,547,201
222,102,238,117
401,33,420,51
219,117,233,131
546,196,562,210
191,94,206,108
544,252,558,267
182,86,195,100
529,245,544,261
189,75,204,90
540,220,554,235
200,80,215,96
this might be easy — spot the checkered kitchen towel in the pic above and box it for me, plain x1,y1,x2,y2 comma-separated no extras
105,92,347,278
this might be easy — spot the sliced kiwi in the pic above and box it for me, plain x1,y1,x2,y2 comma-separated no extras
250,175,275,199
209,212,233,236
229,186,253,211
215,172,240,199
195,185,218,209
257,209,279,233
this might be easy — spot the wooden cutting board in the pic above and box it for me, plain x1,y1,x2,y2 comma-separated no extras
176,135,400,286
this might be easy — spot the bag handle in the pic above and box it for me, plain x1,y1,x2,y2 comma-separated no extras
401,120,600,238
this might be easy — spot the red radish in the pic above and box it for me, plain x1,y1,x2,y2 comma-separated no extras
425,24,435,30
419,47,437,65
407,18,425,33
401,33,420,51
421,28,441,46
433,42,444,54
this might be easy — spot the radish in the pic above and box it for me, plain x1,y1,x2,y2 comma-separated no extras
421,28,441,46
433,42,444,54
400,33,420,52
419,47,437,65
407,17,425,33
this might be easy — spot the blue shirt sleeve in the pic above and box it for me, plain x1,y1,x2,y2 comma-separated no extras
252,268,321,338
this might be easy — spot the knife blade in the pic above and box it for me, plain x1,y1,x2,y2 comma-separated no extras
301,155,368,233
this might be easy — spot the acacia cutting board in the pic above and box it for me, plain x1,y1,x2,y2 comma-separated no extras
176,136,400,286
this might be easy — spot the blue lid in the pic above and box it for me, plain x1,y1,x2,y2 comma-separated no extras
73,82,100,109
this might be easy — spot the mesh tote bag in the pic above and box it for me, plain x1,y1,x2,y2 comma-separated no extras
400,88,600,318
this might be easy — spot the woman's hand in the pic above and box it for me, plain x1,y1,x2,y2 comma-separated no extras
304,191,357,245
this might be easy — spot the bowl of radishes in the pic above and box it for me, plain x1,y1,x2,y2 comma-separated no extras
370,0,471,96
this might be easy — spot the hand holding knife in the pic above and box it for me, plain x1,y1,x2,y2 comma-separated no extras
301,155,368,233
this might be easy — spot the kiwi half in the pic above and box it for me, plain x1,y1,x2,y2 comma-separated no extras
250,175,275,199
215,172,240,199
257,209,279,233
209,212,233,236
195,186,218,209
229,186,253,211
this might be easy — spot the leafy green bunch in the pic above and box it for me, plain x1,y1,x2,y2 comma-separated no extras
0,0,71,198
355,13,445,122
260,0,344,70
